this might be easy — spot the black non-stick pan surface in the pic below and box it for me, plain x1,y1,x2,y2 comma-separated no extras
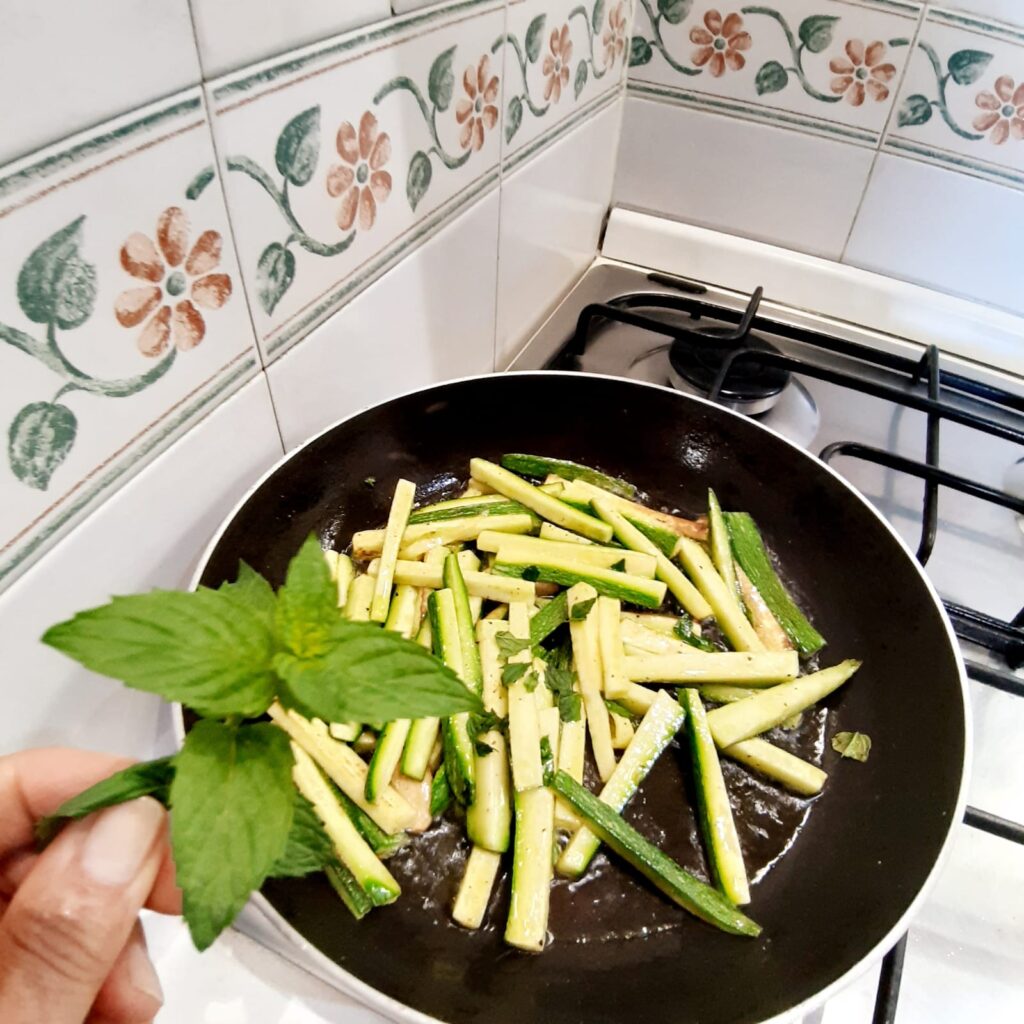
196,372,967,1024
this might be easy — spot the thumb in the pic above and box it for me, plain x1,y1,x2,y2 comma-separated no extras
0,797,167,1024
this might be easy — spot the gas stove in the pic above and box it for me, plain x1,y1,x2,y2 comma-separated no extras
507,212,1024,1024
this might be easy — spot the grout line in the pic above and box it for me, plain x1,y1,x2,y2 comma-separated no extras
838,5,928,262
183,0,212,82
490,0,511,374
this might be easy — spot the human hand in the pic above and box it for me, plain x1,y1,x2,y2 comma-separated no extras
0,749,182,1023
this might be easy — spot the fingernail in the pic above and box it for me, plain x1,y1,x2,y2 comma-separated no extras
126,931,164,1008
80,797,165,887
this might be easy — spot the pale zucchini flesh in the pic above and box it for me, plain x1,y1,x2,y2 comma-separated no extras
538,522,595,545
623,651,800,685
722,737,827,796
504,787,555,952
597,596,629,699
506,604,544,792
343,573,375,621
554,703,587,831
371,559,537,603
453,846,502,929
477,532,657,579
335,553,355,608
370,478,417,622
365,719,412,803
352,513,535,558
492,558,667,610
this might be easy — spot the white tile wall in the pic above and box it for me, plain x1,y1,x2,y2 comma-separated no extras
0,373,282,758
496,95,623,367
614,96,877,259
266,189,500,451
842,153,1024,314
190,0,392,78
935,1,1023,25
0,1,201,166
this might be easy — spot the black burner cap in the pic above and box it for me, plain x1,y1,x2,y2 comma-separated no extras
668,327,790,403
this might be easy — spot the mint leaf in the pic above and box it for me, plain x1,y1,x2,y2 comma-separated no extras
610,559,627,572
274,621,481,723
217,561,276,627
171,721,294,950
529,591,568,645
269,791,335,878
604,698,636,721
501,662,529,685
570,597,597,621
275,534,338,658
522,670,540,694
521,566,541,582
496,632,532,659
545,663,582,722
475,740,495,756
673,613,719,653
832,731,872,762
42,589,277,718
35,757,174,846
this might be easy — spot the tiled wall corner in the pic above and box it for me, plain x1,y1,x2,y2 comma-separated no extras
0,89,260,591
207,0,506,365
189,0,392,78
0,1,201,167
496,95,625,365
616,0,923,258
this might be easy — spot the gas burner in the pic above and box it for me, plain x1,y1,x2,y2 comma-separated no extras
667,328,790,415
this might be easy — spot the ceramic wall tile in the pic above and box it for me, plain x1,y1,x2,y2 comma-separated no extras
0,0,201,166
208,1,505,366
500,0,631,168
267,189,499,451
932,1,1022,27
0,89,259,592
842,152,1024,313
496,97,624,367
628,0,922,145
885,7,1024,190
0,373,282,759
614,95,877,256
190,0,393,78
394,0,450,11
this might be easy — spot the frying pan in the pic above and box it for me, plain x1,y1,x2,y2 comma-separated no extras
189,372,968,1024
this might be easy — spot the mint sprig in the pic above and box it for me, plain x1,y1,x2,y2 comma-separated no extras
40,532,483,950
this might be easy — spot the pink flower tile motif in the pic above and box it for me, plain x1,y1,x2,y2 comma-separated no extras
543,25,573,103
456,55,500,151
974,75,1024,145
327,112,393,231
829,41,897,107
689,10,751,79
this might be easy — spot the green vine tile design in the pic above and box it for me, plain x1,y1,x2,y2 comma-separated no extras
0,176,231,492
630,3,910,106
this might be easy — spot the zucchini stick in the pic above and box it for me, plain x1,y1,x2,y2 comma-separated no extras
368,558,537,603
343,573,375,621
736,565,793,651
335,553,355,608
558,691,684,877
624,651,800,685
408,494,528,525
673,536,765,653
722,737,827,796
620,612,683,636
548,771,760,937
383,583,420,638
724,512,826,655
492,559,667,610
591,498,713,621
506,602,544,792
352,513,535,559
500,453,637,498
568,584,617,782
528,591,569,646
538,522,595,545
597,596,629,698
469,458,614,542
616,682,659,716
370,478,416,622
707,489,738,600
707,660,861,749
620,617,696,657
453,846,502,929
477,532,658,579
505,787,555,952
680,689,750,905
554,700,587,830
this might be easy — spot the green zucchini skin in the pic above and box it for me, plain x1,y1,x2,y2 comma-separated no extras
529,591,569,646
547,771,761,937
491,561,665,609
334,786,407,858
408,496,531,525
430,764,452,817
724,512,825,655
325,861,374,919
443,554,483,694
500,454,637,498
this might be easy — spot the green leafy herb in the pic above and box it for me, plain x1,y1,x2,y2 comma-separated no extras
429,764,452,817
269,792,335,878
521,565,541,582
522,670,540,694
170,721,295,950
570,596,597,621
217,561,276,627
35,757,175,846
610,558,627,572
539,735,555,779
496,632,532,659
831,731,872,762
673,613,718,653
501,661,530,685
274,534,339,658
474,740,495,756
528,591,569,645
604,699,636,722
274,621,480,723
363,476,376,487
545,663,582,723
42,588,277,719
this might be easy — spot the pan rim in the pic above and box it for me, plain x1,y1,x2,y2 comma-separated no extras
181,369,972,1024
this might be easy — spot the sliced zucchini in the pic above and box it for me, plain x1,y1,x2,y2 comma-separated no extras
469,458,614,542
335,553,355,608
351,513,535,559
452,846,502,929
370,478,417,622
620,612,681,636
476,620,510,717
590,498,712,621
620,617,695,657
322,548,340,578
680,688,749,905
557,690,684,878
597,596,629,698
707,660,861,749
328,721,361,742
324,861,374,920
554,699,587,831
538,522,595,545
429,763,453,816
383,583,420,638
697,684,760,703
707,489,739,600
528,591,569,647
443,553,483,694
623,651,800,685
608,706,635,749
343,573,375,621
267,704,415,833
506,603,544,793
333,786,408,858
500,453,637,498
409,493,529,525
477,532,657,578
402,716,440,780
568,584,617,782
504,786,555,952
724,512,826,655
291,743,400,906
368,558,537,603
537,705,562,765
722,737,827,796
673,536,764,652
493,559,666,610
365,719,412,803
736,564,793,652
616,682,659,717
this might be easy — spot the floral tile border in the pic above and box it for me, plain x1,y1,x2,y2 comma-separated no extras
208,0,507,363
499,0,632,166
0,88,259,590
884,7,1024,190
627,0,922,145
